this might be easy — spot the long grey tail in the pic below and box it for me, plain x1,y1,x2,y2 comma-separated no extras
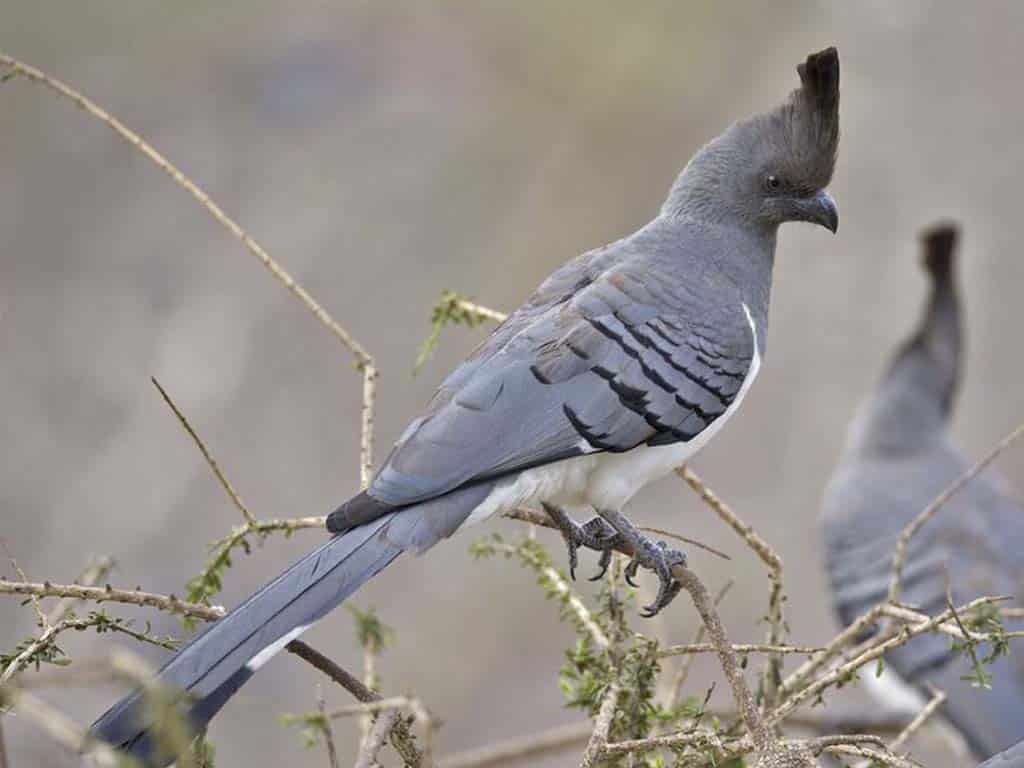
89,481,492,766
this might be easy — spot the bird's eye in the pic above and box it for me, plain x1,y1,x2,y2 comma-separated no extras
764,174,781,191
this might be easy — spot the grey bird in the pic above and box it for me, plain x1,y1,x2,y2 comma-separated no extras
821,224,1024,759
91,47,840,763
982,739,1024,768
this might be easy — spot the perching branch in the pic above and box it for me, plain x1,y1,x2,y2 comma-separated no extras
677,465,789,709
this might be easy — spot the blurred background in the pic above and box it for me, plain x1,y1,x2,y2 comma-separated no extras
3,2,1024,766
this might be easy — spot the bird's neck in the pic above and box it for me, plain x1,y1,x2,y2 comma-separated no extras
662,138,744,225
847,280,962,459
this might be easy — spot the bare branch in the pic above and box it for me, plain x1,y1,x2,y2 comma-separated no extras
44,556,115,627
285,641,424,767
1,555,116,682
0,51,377,487
447,298,507,323
676,466,788,708
286,641,376,702
890,686,946,752
355,708,404,768
1,545,46,628
0,578,224,621
673,566,769,750
664,579,732,717
888,421,1024,601
660,642,824,658
766,595,1003,730
580,678,620,767
824,743,922,768
315,692,339,768
777,603,884,702
152,377,256,526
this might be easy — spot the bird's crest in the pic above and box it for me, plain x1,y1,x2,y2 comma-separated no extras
774,47,840,191
921,222,958,284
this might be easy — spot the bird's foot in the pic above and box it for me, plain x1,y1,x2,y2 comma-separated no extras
600,509,687,617
541,503,622,581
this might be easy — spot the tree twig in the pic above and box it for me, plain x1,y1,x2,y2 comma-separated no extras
659,642,825,658
890,686,946,752
0,51,377,488
152,377,256,526
581,678,620,767
44,556,115,627
0,578,224,621
765,595,1003,730
888,421,1024,602
677,466,788,709
316,686,340,768
285,641,424,766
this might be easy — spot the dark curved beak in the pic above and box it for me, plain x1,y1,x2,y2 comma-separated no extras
799,189,839,234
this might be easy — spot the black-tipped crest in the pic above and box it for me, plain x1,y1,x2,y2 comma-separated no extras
921,222,959,284
782,46,840,190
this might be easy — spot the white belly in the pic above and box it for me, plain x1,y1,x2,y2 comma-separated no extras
466,304,761,524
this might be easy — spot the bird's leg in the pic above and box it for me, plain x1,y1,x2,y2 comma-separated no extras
540,503,622,581
598,508,687,617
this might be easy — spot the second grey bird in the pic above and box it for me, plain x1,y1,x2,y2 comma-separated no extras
93,47,840,763
982,738,1024,768
821,225,1024,759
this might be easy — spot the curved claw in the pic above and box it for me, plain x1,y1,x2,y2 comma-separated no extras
642,575,683,617
593,511,688,617
624,556,642,587
589,548,613,581
542,506,624,583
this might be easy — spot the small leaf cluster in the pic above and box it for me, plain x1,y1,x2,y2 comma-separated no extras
415,291,494,372
951,601,1010,689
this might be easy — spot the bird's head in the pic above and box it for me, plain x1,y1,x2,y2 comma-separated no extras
665,47,840,235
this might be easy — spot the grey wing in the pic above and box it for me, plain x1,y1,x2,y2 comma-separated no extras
823,452,1024,757
369,259,754,507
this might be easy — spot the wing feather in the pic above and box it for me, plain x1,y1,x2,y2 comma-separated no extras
369,253,754,507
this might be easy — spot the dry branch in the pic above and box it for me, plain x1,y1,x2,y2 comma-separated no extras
152,377,256,526
580,678,620,767
0,51,377,488
677,466,788,708
0,579,224,621
890,686,946,752
888,420,1024,601
316,687,340,768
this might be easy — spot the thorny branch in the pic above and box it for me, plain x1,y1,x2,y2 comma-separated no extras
0,578,225,621
677,466,789,710
4,49,1024,768
0,51,377,488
